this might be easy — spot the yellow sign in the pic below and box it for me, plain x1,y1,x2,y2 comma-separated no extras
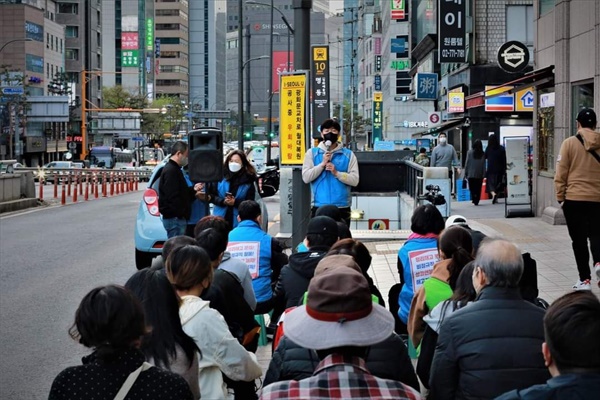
515,88,535,112
448,92,464,113
485,85,513,97
313,46,328,61
279,73,308,166
373,91,383,102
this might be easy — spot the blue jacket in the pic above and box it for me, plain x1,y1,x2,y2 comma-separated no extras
184,173,209,225
311,147,352,207
228,220,273,303
495,373,600,400
397,237,440,324
212,179,251,229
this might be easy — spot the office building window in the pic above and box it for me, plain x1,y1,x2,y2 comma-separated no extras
66,26,79,38
506,6,533,45
58,3,78,14
539,0,555,15
65,49,79,60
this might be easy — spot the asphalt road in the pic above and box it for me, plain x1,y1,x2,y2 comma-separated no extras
0,190,145,399
0,188,281,399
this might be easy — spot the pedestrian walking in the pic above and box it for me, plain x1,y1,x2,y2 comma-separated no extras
158,141,203,238
431,132,461,192
415,147,430,167
49,285,194,400
554,108,600,290
485,134,507,204
463,139,486,205
302,118,359,226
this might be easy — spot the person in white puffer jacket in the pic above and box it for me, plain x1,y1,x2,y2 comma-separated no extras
166,244,263,400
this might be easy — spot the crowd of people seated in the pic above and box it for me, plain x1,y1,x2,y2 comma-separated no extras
50,202,600,400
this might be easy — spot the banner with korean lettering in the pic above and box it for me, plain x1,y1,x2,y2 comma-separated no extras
311,45,330,139
146,19,154,51
372,92,383,143
280,72,309,167
122,32,139,50
391,0,407,21
438,0,466,63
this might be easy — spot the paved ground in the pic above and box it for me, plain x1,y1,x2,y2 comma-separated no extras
256,195,600,384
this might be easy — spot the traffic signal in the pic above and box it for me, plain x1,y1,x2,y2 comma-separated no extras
244,131,252,139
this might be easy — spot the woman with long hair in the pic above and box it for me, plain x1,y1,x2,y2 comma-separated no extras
464,139,486,205
408,225,474,347
165,244,262,400
125,267,200,399
49,285,193,399
210,149,257,230
485,134,507,204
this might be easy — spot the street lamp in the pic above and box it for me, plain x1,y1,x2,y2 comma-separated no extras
0,38,33,53
245,1,294,161
238,55,269,149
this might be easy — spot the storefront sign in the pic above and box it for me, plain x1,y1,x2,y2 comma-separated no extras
25,21,43,42
485,86,514,112
497,41,529,73
26,136,46,152
391,59,411,70
505,137,530,205
121,50,139,67
146,19,154,51
311,45,330,139
403,120,429,128
375,55,382,72
428,112,441,127
279,72,309,167
391,36,409,57
121,32,139,50
515,88,534,112
372,91,383,142
438,0,466,62
374,75,381,91
415,73,438,100
448,92,465,113
391,0,407,21
540,92,555,108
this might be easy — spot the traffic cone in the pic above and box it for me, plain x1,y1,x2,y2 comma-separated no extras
481,178,489,201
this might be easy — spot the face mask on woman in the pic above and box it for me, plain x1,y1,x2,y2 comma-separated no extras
228,162,242,173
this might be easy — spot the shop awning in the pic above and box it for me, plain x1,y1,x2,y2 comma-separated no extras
412,118,465,138
465,65,555,109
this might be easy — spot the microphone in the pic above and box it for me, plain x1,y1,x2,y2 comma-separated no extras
325,140,332,151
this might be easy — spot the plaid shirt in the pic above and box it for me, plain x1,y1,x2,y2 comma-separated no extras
260,354,422,399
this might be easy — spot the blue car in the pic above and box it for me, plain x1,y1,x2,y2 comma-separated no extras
134,156,269,269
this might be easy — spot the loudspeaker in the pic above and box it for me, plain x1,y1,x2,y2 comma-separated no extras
188,128,223,182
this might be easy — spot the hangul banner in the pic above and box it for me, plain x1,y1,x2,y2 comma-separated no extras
121,50,139,67
279,72,309,167
438,0,466,62
121,32,139,50
311,45,330,139
146,18,154,51
372,92,383,142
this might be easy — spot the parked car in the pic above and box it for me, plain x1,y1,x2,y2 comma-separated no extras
134,157,269,269
37,161,75,184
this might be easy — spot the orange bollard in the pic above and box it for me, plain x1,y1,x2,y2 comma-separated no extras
38,180,43,200
73,183,78,202
53,174,58,198
85,180,89,201
61,183,66,205
110,174,115,196
67,173,71,197
116,176,121,194
126,174,131,192
94,178,99,199
135,175,139,191
102,173,107,197
481,178,489,201
121,176,125,193
79,173,84,195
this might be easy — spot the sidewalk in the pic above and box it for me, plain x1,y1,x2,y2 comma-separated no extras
257,196,599,382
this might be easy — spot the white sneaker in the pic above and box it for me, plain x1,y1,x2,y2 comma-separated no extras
573,279,592,291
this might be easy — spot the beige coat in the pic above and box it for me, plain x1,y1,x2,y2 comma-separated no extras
555,128,600,202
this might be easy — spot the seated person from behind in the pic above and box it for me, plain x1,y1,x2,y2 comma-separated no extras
496,291,600,400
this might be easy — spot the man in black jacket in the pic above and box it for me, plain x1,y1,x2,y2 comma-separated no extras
429,238,549,400
158,141,200,238
274,216,339,309
496,291,600,400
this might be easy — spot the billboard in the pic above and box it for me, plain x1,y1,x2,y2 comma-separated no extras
372,91,383,142
311,45,330,139
121,32,139,50
121,50,139,68
438,0,466,62
279,72,309,166
391,0,407,21
146,18,154,51
272,51,294,93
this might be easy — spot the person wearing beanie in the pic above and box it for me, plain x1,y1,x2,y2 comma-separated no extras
554,108,600,290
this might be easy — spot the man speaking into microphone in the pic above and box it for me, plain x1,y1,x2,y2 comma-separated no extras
302,118,359,226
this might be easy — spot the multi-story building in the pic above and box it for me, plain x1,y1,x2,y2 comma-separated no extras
154,0,188,102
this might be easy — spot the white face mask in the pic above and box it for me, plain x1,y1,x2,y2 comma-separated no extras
228,162,242,173
439,137,447,144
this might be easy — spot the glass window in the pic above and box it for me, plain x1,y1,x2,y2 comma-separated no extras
58,3,78,14
65,49,79,60
66,26,79,38
506,6,534,45
571,82,594,134
539,0,555,15
537,93,554,173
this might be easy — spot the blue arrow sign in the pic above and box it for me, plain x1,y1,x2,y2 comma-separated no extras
2,87,24,95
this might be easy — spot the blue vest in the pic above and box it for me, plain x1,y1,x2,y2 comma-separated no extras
184,173,208,225
227,220,273,302
311,147,352,207
397,237,440,323
212,179,251,229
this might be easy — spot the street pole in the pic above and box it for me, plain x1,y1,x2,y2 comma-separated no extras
237,0,244,150
290,0,312,248
266,0,274,163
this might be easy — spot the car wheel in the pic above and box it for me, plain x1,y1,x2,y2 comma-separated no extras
135,249,155,270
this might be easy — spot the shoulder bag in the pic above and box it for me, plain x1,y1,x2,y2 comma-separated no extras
576,134,600,164
114,362,153,400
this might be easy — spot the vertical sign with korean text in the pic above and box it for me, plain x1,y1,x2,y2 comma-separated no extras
146,18,154,51
372,91,383,143
438,0,466,62
311,45,330,139
280,72,309,167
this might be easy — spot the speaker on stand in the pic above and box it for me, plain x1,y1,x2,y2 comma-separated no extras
188,129,224,216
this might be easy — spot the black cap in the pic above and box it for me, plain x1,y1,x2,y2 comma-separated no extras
576,108,597,128
307,216,339,237
315,204,341,221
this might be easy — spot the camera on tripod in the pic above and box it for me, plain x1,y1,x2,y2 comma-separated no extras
418,184,446,206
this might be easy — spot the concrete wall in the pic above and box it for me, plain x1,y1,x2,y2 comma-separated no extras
0,172,35,202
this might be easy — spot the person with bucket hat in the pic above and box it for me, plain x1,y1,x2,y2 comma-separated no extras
260,262,422,399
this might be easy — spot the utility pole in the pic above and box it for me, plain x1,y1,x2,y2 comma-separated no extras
289,0,312,248
344,6,359,151
237,0,244,150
